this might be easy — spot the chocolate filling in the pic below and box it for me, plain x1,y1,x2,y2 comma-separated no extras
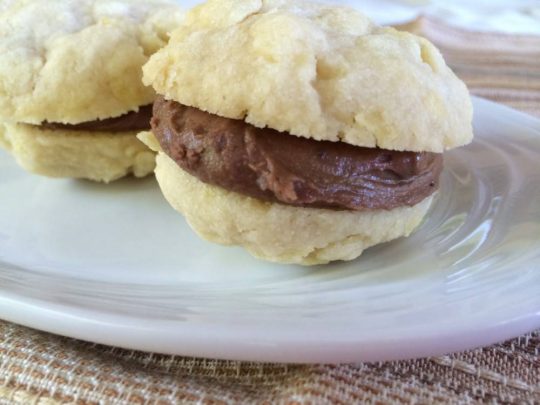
152,96,443,211
40,105,153,132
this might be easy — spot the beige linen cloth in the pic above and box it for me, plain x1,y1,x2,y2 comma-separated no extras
1,17,539,405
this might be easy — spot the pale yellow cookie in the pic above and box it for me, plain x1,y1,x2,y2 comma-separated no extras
0,121,8,150
153,150,432,265
143,0,473,153
2,123,155,183
0,0,183,124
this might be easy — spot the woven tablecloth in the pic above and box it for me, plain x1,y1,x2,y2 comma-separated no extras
1,16,539,405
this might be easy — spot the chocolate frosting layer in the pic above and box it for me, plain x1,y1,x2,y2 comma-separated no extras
40,105,153,132
152,97,443,211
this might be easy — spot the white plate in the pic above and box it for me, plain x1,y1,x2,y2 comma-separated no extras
0,97,539,363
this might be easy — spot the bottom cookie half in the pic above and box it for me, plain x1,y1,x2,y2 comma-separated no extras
155,152,434,266
0,122,156,182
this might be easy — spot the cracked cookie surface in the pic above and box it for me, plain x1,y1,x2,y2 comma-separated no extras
144,0,472,153
0,0,183,125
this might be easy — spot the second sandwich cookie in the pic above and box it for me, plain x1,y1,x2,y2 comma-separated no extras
0,0,182,182
142,0,474,265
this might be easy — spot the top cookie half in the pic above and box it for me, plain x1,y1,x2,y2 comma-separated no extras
143,0,473,153
0,0,183,125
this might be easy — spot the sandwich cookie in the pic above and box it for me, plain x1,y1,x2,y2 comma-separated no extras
0,0,183,182
141,0,474,265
